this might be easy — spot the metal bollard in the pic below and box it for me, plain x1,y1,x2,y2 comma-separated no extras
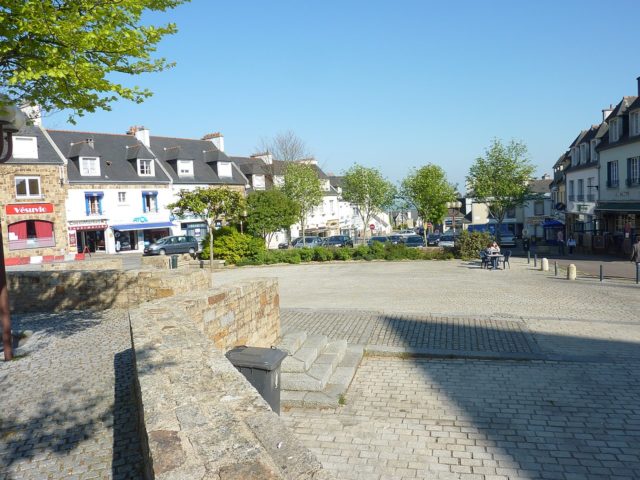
534,254,537,268
636,263,639,284
527,251,530,264
554,261,558,276
600,264,603,282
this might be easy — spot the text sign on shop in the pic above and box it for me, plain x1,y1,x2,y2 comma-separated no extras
6,203,54,215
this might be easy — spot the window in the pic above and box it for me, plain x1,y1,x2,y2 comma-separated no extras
142,192,158,213
138,158,154,176
631,111,640,136
587,177,596,201
506,207,516,218
15,176,41,198
118,192,127,204
571,147,578,166
609,118,622,142
252,175,266,190
580,144,588,164
80,156,100,176
85,192,103,215
330,200,335,215
628,157,640,186
534,201,544,215
177,160,193,177
216,162,232,178
12,136,38,159
568,180,575,201
7,220,55,250
577,179,584,201
590,140,598,163
607,161,619,187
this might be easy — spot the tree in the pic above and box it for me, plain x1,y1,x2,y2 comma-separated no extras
466,139,535,241
401,164,457,243
168,188,245,270
0,0,187,121
281,163,323,244
246,190,299,246
341,164,396,239
256,130,310,162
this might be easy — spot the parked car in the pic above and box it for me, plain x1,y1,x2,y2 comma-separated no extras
438,233,459,248
277,241,290,249
404,235,426,247
426,233,440,246
498,233,516,247
118,238,132,251
323,235,354,247
143,235,200,256
387,234,404,245
396,229,416,236
293,236,324,248
367,236,389,246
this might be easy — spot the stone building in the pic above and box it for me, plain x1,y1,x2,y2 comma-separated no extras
0,125,72,265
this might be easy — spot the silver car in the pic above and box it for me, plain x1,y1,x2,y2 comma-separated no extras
144,235,200,256
293,236,324,248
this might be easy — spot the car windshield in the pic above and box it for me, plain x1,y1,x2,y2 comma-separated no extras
406,236,422,243
371,237,387,242
154,238,168,245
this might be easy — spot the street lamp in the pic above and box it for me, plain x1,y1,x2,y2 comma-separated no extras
446,201,462,233
0,100,27,361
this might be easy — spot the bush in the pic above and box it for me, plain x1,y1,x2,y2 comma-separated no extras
312,246,334,262
351,245,371,260
332,247,352,261
201,227,266,264
298,248,314,262
369,241,386,259
454,231,493,260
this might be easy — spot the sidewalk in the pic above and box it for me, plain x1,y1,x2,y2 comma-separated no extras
516,251,638,280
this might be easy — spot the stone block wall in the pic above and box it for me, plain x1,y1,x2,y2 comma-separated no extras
163,278,280,349
128,282,332,480
7,269,211,313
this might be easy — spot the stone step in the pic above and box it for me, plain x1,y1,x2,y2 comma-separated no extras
277,332,307,355
280,334,329,373
281,344,364,409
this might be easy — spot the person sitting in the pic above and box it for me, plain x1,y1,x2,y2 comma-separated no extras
491,241,501,253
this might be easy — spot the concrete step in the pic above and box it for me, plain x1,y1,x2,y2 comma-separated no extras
278,332,307,355
281,344,364,409
279,333,328,374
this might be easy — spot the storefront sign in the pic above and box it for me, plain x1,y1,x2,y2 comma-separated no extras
5,203,54,215
68,224,107,231
133,216,148,223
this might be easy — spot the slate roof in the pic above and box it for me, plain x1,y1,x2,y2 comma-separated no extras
329,176,344,189
231,156,270,176
47,130,246,186
5,125,64,165
528,178,552,194
596,96,640,152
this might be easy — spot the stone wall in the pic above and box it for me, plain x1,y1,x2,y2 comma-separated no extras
129,282,331,480
7,269,211,313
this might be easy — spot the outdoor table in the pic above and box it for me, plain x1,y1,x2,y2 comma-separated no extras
486,253,504,270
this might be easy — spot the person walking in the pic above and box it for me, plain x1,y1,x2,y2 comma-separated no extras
557,230,565,256
567,235,576,255
631,235,640,265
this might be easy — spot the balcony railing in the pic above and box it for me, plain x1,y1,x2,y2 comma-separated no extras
577,194,584,201
626,178,640,187
607,180,619,188
568,195,576,201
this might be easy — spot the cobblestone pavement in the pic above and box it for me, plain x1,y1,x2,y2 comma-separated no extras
282,309,540,356
283,357,640,480
0,310,142,480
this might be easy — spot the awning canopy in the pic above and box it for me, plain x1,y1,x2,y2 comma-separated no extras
542,219,564,228
111,221,174,231
595,202,640,212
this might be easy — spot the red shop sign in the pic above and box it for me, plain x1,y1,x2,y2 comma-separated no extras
5,203,54,215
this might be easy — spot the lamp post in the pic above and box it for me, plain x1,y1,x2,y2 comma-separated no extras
446,201,462,234
1,100,28,361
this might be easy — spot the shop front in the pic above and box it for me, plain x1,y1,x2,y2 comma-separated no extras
110,220,175,252
594,202,639,256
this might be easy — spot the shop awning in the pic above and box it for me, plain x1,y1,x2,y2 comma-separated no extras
595,202,640,212
111,221,174,231
542,219,564,228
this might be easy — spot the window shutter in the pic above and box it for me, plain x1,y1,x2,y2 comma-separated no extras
628,158,632,186
85,196,90,216
154,195,158,212
142,194,147,213
98,196,103,215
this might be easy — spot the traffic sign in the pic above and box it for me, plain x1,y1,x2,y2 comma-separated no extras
369,224,375,230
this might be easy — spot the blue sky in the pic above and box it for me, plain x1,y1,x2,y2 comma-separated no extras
48,0,640,190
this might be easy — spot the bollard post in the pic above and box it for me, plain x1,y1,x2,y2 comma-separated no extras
567,264,576,280
636,263,639,284
527,251,530,264
599,264,603,282
554,261,558,276
534,254,537,268
541,258,549,272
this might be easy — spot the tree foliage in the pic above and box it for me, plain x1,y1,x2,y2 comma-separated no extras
281,163,323,242
401,164,456,241
246,189,299,245
466,139,535,239
256,130,310,162
168,187,245,261
0,0,187,120
341,164,396,238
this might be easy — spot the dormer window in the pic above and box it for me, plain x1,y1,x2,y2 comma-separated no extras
631,111,640,137
216,161,232,178
253,174,266,190
138,158,154,176
609,118,622,142
590,139,598,162
12,136,38,159
177,160,194,177
571,147,578,166
579,144,588,164
80,156,100,176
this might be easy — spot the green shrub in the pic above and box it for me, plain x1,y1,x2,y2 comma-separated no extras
312,246,334,262
333,248,352,261
369,241,386,259
298,248,314,262
351,245,371,260
455,231,493,260
201,227,266,264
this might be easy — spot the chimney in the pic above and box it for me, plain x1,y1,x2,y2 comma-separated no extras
541,173,551,180
86,138,94,149
602,104,613,122
251,151,273,165
126,125,150,147
202,132,224,151
20,104,42,126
